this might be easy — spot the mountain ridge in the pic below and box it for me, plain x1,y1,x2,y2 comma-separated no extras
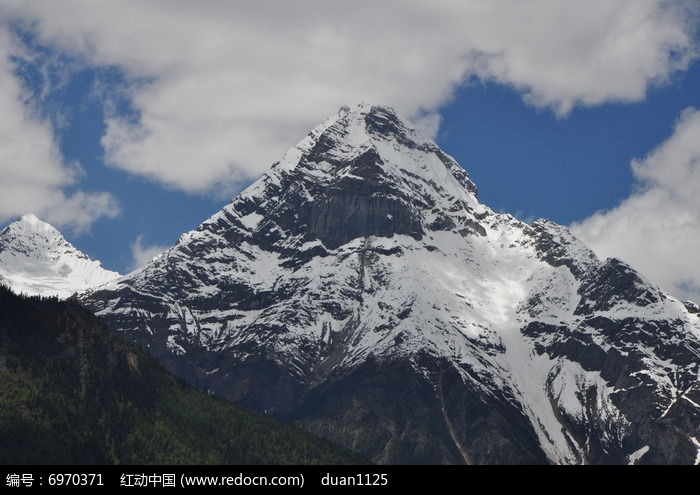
71,102,700,464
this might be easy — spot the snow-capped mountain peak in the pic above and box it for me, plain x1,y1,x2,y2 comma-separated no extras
247,103,478,198
0,214,119,298
82,103,700,465
6,213,63,241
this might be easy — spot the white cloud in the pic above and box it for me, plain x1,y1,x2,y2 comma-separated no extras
572,108,700,302
129,234,168,271
42,191,121,236
412,112,443,141
1,0,696,196
0,26,120,234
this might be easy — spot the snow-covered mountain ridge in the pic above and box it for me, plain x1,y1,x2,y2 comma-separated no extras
80,103,700,464
0,214,119,298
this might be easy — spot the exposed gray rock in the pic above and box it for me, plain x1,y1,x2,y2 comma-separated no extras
80,103,700,465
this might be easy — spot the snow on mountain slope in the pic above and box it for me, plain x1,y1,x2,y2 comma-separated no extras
0,214,119,298
81,103,700,464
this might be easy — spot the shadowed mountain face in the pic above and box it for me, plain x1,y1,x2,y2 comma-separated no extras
81,103,700,465
0,285,359,465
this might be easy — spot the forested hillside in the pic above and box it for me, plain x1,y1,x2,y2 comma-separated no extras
0,285,359,465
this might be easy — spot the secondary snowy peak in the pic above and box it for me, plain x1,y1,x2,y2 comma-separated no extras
0,214,119,298
82,104,700,465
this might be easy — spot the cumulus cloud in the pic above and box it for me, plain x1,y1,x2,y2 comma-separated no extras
129,235,168,271
1,0,696,196
572,108,700,302
42,192,121,235
0,26,120,234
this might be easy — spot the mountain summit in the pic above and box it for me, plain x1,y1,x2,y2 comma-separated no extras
0,214,119,298
82,103,700,464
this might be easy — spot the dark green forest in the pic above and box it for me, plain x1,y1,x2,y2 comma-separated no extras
0,285,359,465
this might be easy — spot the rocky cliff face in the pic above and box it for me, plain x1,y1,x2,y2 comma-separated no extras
80,103,700,464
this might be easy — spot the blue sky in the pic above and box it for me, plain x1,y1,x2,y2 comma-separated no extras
439,66,700,224
1,1,700,301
